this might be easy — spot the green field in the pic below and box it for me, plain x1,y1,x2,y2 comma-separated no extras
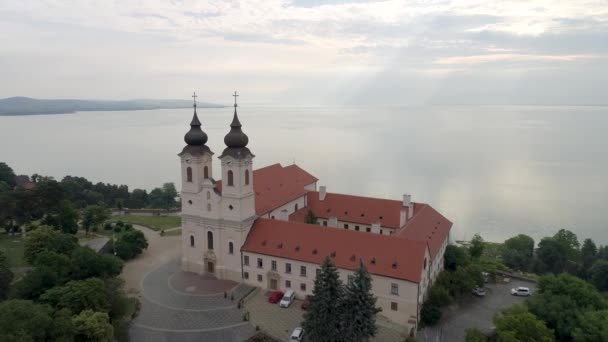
0,234,26,268
108,215,181,231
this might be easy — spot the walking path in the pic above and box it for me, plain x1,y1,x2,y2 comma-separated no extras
123,225,256,342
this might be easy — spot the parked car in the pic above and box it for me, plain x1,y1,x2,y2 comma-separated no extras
280,289,296,308
510,287,531,296
290,327,304,341
268,291,284,304
301,295,310,310
472,287,486,297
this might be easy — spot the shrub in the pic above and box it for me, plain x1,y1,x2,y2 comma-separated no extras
113,226,122,233
465,328,487,342
103,223,113,231
420,302,441,326
124,223,133,230
428,285,452,307
115,221,124,227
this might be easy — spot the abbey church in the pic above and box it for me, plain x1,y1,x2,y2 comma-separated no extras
179,95,452,332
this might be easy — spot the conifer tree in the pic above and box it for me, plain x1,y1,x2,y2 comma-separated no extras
341,260,379,341
302,256,344,342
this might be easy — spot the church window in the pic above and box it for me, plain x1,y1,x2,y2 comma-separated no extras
207,231,214,250
300,283,306,291
186,167,193,182
285,280,291,288
244,272,249,279
207,204,211,212
257,274,263,282
204,166,209,179
300,266,307,277
391,283,399,295
229,242,234,254
244,255,249,266
245,169,249,185
391,302,398,311
295,203,298,211
206,191,210,200
257,258,263,269
271,260,277,271
227,170,234,186
190,235,195,247
285,263,292,274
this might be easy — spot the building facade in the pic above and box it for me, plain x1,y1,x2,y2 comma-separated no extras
179,95,452,333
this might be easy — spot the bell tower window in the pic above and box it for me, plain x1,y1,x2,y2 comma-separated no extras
227,170,234,186
207,231,214,250
245,169,250,185
186,167,193,182
190,235,195,247
204,166,209,179
229,242,234,254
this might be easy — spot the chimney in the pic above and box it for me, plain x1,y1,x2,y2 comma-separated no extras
403,194,411,207
400,207,407,227
279,209,289,221
319,186,327,201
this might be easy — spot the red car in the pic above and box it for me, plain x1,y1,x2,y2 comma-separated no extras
268,291,284,304
301,295,310,310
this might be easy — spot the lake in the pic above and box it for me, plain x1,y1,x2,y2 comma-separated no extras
1,105,607,245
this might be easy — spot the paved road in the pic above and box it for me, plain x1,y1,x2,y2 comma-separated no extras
123,225,256,342
418,279,536,342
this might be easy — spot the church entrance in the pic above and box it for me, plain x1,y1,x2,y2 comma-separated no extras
270,278,278,290
206,261,215,274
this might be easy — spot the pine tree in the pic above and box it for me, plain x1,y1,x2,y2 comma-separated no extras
341,260,378,341
302,257,344,342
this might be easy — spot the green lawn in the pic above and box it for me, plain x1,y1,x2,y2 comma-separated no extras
162,228,182,237
108,215,181,231
0,233,27,268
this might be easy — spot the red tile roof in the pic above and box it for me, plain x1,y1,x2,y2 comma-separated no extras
305,192,415,229
242,218,427,283
396,204,452,260
216,163,317,215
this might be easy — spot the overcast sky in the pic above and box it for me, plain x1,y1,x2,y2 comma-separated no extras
1,0,607,105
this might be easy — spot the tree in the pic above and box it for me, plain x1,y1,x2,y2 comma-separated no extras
527,274,607,340
0,251,13,301
72,310,114,342
572,310,608,342
50,308,76,342
0,300,54,341
33,251,72,284
501,234,534,271
125,188,148,209
435,267,476,299
33,178,64,214
469,234,484,259
14,266,58,300
0,162,16,187
553,229,580,260
465,328,487,342
41,278,108,314
444,245,468,271
340,260,378,341
82,205,110,234
494,305,554,342
535,237,568,274
23,226,78,264
42,200,80,234
581,238,598,277
113,229,148,260
70,246,123,280
303,257,344,342
420,301,441,326
304,210,317,224
589,259,608,291
599,245,608,261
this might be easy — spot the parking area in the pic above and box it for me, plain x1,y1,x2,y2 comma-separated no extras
244,290,406,342
418,279,537,342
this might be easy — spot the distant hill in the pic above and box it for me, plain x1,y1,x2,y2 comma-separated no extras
0,97,225,116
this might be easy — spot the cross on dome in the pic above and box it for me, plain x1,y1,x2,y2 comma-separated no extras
192,91,198,108
233,91,239,108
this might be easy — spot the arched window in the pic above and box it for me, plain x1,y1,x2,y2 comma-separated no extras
204,166,209,179
190,235,195,247
186,167,193,182
295,203,298,211
245,169,250,185
207,204,211,212
227,170,234,186
229,242,234,254
206,191,211,200
207,231,214,250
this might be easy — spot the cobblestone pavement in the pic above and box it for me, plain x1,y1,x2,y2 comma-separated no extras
124,225,256,342
244,289,406,342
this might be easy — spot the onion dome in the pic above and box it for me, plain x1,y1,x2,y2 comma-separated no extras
184,109,208,146
223,107,249,148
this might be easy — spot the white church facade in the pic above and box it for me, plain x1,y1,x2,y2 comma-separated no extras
179,94,452,334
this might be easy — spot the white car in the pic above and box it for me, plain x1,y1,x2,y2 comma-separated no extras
280,289,295,308
472,287,486,297
290,327,304,341
510,287,531,296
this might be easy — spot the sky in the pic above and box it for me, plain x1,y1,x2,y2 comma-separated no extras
1,0,607,105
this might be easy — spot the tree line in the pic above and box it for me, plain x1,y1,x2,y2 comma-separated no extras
0,161,178,232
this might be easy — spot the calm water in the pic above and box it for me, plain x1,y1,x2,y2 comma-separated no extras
1,105,607,245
